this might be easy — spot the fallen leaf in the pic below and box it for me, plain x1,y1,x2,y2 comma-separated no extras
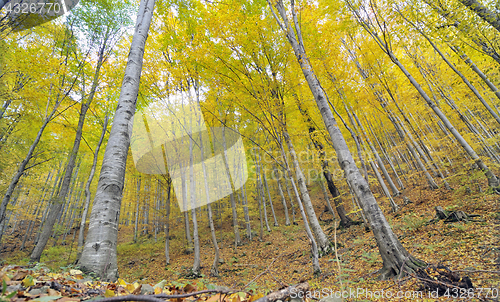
104,289,115,298
69,270,82,276
22,276,35,287
131,284,141,295
117,278,128,286
206,294,223,302
184,283,196,293
12,271,28,281
248,293,263,302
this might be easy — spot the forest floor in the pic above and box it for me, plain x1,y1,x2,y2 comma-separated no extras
1,175,500,301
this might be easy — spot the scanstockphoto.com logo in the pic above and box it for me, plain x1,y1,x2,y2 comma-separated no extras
130,100,248,212
0,0,79,32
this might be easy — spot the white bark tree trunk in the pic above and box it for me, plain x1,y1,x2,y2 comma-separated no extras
77,0,155,281
283,131,331,254
268,0,425,278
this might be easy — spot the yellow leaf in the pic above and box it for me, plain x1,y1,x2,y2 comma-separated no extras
154,287,162,295
105,289,115,298
117,278,128,286
69,270,83,276
248,293,263,302
22,275,35,287
231,294,241,302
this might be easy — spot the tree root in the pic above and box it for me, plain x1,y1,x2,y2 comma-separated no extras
415,264,473,296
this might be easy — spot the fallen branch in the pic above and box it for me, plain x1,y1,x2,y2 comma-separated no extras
254,282,309,302
94,290,232,302
452,269,500,274
244,254,284,289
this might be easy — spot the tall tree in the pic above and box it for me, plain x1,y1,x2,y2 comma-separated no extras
267,0,426,278
78,0,156,281
457,0,500,33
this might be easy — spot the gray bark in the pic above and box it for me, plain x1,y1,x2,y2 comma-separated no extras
78,115,108,253
134,178,140,243
241,182,252,239
263,169,278,226
270,0,425,278
458,0,500,33
283,131,331,254
273,164,290,226
221,126,242,246
164,178,171,265
189,129,200,276
0,96,62,244
255,152,271,233
78,0,155,281
31,30,108,262
450,46,500,102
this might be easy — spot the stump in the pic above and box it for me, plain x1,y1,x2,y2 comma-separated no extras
433,206,480,223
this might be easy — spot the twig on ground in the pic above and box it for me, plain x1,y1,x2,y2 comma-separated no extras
94,290,234,302
244,254,284,289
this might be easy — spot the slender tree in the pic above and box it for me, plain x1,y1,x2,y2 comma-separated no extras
267,0,426,278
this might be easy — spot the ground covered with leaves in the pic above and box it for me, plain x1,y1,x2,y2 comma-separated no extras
2,175,500,301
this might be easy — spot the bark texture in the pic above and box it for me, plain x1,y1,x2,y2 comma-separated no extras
78,0,155,281
269,0,425,278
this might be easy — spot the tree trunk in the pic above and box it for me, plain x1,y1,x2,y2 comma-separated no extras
457,0,500,33
31,30,108,262
78,0,155,281
263,168,278,226
255,152,271,233
77,115,108,256
0,94,63,244
269,0,425,278
221,127,242,246
189,131,200,276
449,46,500,102
283,130,331,254
273,165,290,226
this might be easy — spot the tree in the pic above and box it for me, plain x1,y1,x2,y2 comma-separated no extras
0,25,81,244
457,0,500,33
78,0,156,281
267,0,426,278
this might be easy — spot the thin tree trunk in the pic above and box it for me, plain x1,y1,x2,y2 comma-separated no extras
263,168,278,226
273,164,290,226
283,131,331,254
164,177,171,265
255,152,271,233
0,96,63,244
77,115,108,256
31,33,108,262
457,0,500,33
